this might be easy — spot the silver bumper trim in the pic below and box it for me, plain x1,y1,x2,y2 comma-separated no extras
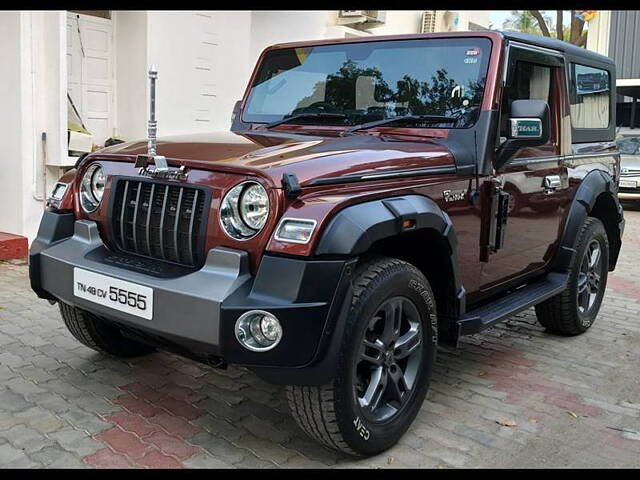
39,220,251,350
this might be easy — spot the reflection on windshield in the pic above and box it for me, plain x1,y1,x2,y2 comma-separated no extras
244,38,491,129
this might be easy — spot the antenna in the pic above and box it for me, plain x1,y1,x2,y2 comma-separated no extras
148,65,158,157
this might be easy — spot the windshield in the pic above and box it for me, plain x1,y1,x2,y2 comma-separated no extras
243,37,492,129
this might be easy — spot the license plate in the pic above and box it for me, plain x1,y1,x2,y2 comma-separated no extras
620,179,637,188
73,268,153,320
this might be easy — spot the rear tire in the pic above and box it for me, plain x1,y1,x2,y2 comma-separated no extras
59,302,154,358
286,256,437,456
535,217,609,335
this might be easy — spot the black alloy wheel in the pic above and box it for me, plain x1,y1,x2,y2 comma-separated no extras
577,239,603,315
355,296,423,424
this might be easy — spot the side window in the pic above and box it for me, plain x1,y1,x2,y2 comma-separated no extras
569,63,610,129
500,61,557,156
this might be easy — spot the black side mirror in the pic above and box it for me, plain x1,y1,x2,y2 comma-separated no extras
495,99,550,171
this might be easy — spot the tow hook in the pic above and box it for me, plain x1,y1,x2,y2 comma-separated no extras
206,356,228,369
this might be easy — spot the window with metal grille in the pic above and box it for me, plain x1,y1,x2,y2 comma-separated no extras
421,11,437,33
111,179,209,267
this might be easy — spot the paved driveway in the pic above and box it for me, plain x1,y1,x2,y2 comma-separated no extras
1,205,639,468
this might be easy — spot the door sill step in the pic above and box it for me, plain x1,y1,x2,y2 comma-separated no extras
457,272,569,336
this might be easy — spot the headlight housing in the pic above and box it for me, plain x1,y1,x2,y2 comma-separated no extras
220,181,269,240
80,164,105,212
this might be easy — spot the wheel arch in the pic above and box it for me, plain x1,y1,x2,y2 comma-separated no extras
552,169,624,272
314,194,465,342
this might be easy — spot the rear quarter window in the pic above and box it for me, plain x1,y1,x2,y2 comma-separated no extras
569,63,611,129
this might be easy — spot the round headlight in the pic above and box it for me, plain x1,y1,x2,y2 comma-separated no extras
91,167,105,201
220,181,269,240
80,164,105,212
239,183,269,230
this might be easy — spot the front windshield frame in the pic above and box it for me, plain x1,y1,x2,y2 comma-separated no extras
242,36,493,130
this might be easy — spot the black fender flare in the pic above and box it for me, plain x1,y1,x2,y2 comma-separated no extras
250,195,464,384
315,194,464,314
552,169,624,272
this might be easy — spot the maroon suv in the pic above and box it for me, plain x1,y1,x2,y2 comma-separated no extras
30,31,624,456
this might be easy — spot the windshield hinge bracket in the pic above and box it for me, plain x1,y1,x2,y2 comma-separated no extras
282,172,302,199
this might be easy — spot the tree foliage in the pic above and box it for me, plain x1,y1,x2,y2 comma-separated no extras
502,10,588,47
295,60,485,122
502,10,551,36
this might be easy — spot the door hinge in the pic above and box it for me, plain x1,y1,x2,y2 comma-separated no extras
491,189,510,253
480,178,510,262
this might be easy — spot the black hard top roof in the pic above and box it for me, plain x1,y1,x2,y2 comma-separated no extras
501,31,614,66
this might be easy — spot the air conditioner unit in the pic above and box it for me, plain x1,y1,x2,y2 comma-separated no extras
326,25,373,38
337,10,386,27
421,10,439,33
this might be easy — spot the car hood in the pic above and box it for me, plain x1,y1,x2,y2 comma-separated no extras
621,154,640,172
98,130,455,186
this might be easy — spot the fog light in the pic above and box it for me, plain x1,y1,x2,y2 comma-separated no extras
235,310,283,352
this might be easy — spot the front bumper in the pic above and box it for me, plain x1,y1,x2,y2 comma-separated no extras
618,175,640,200
30,211,353,384
619,191,640,200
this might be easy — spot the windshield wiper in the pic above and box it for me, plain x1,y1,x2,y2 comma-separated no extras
261,113,348,129
342,115,458,136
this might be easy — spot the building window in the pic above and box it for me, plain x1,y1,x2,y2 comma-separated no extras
70,10,111,20
569,63,610,129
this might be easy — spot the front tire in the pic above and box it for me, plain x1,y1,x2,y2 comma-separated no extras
286,257,437,456
535,217,609,335
59,302,155,358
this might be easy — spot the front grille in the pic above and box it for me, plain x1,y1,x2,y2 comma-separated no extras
111,179,208,267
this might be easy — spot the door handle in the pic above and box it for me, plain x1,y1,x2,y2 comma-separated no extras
543,175,561,193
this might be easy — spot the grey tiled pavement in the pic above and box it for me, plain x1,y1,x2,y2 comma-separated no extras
0,205,639,467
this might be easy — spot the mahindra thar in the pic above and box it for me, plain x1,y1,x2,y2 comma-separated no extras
30,31,625,456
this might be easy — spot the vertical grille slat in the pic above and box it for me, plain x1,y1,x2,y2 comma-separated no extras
119,180,129,249
173,188,184,263
158,185,170,261
131,183,142,253
145,183,155,256
112,179,206,268
186,189,198,266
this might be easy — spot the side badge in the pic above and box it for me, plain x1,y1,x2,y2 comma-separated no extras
443,189,467,202
509,118,542,139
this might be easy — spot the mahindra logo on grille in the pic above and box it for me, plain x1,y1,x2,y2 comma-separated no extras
135,154,189,181
138,166,189,181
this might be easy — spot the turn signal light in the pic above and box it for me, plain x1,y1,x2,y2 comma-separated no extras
274,218,317,244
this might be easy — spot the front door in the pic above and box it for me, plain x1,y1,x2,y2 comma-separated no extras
480,49,569,291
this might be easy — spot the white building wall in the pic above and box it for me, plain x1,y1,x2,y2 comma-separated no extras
143,11,252,136
368,11,423,35
0,11,66,240
249,11,333,65
0,12,26,236
114,10,148,141
586,10,611,56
